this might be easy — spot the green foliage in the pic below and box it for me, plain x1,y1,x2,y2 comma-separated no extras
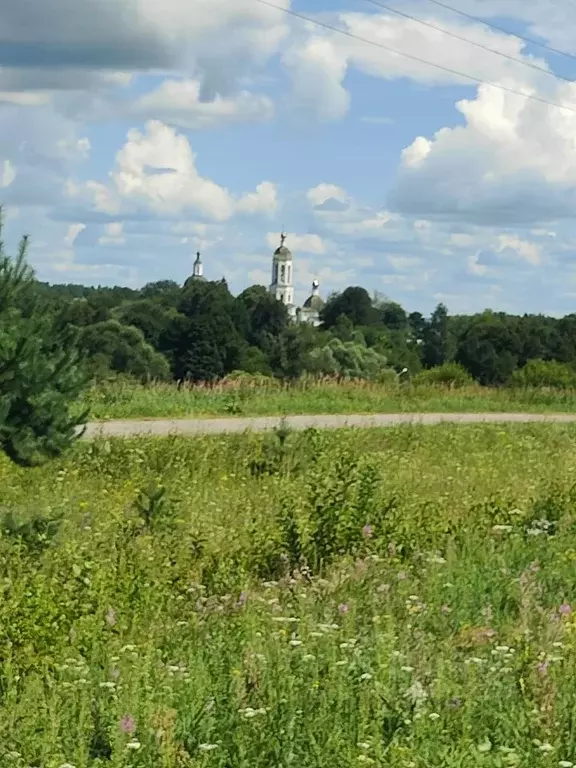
413,362,475,388
0,218,89,466
79,319,171,382
306,337,391,379
509,359,576,389
3,425,576,764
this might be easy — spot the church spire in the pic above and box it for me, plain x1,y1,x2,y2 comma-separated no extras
193,251,203,278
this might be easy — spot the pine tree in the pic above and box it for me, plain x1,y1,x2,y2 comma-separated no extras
0,217,89,466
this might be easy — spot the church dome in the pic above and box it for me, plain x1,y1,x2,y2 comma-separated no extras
273,233,292,262
274,245,292,262
302,280,324,311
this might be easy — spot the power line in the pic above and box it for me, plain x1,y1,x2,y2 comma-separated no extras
253,0,576,115
363,0,575,85
419,0,576,65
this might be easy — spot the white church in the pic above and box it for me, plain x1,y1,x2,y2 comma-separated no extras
190,233,325,326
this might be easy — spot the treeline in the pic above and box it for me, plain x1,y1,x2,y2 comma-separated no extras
32,277,576,388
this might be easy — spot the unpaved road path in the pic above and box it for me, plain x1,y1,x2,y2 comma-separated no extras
82,412,576,439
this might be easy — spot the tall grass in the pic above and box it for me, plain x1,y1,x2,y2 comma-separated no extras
80,377,576,420
3,424,576,765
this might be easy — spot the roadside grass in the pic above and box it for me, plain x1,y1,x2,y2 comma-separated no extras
80,378,576,421
3,424,576,765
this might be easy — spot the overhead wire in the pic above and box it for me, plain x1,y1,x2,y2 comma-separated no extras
363,0,575,85
253,0,576,115
418,0,576,65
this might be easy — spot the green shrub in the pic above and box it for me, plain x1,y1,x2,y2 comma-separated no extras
509,359,576,389
413,362,474,388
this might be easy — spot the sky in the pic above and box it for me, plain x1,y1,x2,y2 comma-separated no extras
3,0,576,316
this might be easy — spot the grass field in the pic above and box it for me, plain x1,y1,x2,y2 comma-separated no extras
81,378,576,421
4,423,576,766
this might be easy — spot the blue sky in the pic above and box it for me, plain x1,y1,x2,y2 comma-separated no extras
2,0,576,316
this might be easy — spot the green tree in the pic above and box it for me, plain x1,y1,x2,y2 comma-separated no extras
236,285,288,348
79,320,170,381
321,287,379,329
114,299,177,349
0,225,89,466
422,303,456,368
456,311,523,385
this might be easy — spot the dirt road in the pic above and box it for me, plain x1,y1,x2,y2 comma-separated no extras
81,412,576,439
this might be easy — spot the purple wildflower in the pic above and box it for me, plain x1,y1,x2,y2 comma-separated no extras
119,714,136,735
338,603,349,615
559,602,572,616
362,524,374,539
537,661,549,678
237,591,248,608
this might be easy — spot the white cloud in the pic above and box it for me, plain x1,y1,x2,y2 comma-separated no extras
98,222,125,246
496,233,541,264
266,231,326,254
282,36,350,121
307,183,348,207
0,160,16,188
130,79,274,129
84,120,276,222
281,8,551,120
389,78,576,224
64,223,86,247
236,182,278,215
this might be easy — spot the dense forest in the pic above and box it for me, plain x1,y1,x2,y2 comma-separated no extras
31,272,576,389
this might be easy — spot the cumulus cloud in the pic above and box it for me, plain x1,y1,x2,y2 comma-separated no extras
0,0,290,93
307,183,348,208
389,80,576,224
82,120,278,221
130,79,274,129
281,7,552,120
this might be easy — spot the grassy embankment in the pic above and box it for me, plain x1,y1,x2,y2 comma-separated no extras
3,423,576,765
81,378,576,420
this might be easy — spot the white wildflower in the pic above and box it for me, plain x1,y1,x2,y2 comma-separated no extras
199,744,219,752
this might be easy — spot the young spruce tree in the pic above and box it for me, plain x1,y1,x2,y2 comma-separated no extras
0,218,89,466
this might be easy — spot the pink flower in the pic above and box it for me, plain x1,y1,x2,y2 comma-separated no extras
362,524,374,539
119,714,136,735
338,603,349,615
559,602,572,616
537,661,549,677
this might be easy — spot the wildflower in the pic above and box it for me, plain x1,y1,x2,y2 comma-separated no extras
447,697,462,709
338,603,349,615
537,661,549,677
429,712,440,720
362,524,374,539
477,740,492,753
105,607,116,627
99,681,116,689
440,605,451,615
199,744,219,752
559,762,574,767
126,740,141,750
360,672,373,681
237,592,248,608
357,742,371,750
58,764,77,768
289,639,303,647
119,714,136,735
400,666,414,673
492,524,513,534
560,603,572,616
404,680,428,704
538,743,554,753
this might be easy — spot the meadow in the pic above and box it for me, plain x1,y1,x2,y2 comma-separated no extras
4,423,576,767
81,377,576,421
